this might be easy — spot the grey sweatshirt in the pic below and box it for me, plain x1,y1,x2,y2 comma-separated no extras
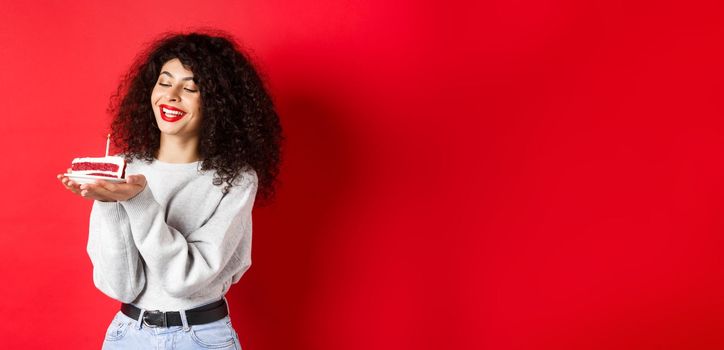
86,157,257,311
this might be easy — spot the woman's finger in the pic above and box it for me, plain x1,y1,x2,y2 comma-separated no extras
81,189,106,201
68,180,81,191
58,175,81,194
60,176,73,190
69,185,81,195
82,183,117,202
95,180,118,193
127,174,146,187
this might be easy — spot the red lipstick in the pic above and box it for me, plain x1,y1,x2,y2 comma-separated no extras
159,104,186,122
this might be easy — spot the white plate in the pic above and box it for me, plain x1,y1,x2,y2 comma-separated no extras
63,173,126,185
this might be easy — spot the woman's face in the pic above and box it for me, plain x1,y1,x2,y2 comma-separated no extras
150,58,202,138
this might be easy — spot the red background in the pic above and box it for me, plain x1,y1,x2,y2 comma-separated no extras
2,0,724,349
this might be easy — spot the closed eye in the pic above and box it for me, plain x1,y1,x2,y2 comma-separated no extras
158,82,198,93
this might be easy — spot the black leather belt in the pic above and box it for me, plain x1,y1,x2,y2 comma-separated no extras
121,299,228,328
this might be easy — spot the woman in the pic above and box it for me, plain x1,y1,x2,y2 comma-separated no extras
56,30,283,349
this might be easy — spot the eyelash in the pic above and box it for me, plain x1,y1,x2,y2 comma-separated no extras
158,83,198,93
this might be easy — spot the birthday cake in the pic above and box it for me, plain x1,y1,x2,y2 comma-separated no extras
71,156,127,179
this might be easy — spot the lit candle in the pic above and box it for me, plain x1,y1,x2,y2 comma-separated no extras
105,134,110,157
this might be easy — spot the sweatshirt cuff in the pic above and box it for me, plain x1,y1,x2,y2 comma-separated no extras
119,184,157,218
94,200,125,226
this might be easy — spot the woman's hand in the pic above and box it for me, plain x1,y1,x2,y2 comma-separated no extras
57,168,82,196
79,175,147,202
57,170,147,202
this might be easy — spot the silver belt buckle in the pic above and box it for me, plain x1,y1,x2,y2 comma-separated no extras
142,310,166,328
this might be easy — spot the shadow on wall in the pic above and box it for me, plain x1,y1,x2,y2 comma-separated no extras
226,50,365,349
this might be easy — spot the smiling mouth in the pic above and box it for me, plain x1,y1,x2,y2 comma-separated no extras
159,105,186,122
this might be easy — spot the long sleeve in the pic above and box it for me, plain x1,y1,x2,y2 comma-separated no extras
119,172,257,299
86,200,146,303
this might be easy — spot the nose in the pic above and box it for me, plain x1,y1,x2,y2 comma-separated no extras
165,88,181,102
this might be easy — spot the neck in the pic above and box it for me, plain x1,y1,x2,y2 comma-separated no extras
156,133,201,163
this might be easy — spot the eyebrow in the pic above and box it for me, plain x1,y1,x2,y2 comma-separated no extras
161,71,195,81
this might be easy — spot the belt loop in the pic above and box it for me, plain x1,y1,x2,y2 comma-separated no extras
136,309,146,330
223,296,231,317
180,309,190,332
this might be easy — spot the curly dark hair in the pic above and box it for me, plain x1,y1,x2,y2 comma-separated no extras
107,29,283,204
